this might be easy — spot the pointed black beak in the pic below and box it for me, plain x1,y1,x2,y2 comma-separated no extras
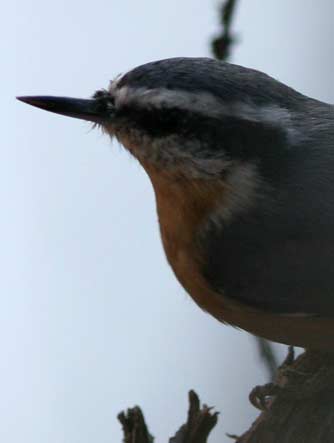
17,95,110,124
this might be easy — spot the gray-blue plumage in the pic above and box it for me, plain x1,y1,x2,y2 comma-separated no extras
120,58,334,316
119,57,305,108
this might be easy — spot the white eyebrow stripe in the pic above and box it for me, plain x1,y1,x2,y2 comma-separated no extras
111,85,301,144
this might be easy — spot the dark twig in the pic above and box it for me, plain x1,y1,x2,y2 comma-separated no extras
212,2,279,382
256,337,279,381
118,407,154,443
118,391,218,443
211,0,239,60
169,390,219,443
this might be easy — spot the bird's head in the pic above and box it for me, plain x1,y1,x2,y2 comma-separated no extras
18,57,304,186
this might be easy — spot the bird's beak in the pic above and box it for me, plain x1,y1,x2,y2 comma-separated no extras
16,95,109,124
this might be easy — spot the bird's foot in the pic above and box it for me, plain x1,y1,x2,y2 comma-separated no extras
249,346,334,411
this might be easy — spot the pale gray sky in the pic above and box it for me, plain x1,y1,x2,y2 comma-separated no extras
2,1,334,442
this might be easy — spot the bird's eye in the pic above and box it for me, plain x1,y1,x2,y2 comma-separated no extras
92,90,115,117
93,89,109,99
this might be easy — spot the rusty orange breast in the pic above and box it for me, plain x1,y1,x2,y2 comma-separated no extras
140,160,230,314
137,161,334,351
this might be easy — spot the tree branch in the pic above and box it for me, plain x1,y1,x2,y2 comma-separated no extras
212,1,280,383
237,349,334,442
118,351,334,442
118,391,218,443
256,338,280,381
211,0,239,60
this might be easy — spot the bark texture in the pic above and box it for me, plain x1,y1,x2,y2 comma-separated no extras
118,350,334,443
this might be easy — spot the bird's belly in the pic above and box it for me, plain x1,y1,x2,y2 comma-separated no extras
143,163,334,350
162,237,334,351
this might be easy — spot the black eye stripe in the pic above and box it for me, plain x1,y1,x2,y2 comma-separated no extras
115,103,289,184
117,105,219,137
117,104,285,145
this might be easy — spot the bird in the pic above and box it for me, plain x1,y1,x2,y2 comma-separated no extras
17,57,334,350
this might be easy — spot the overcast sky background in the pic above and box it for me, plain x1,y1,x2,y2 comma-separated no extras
2,1,334,442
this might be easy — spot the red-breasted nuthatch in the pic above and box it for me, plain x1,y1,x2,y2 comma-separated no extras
18,57,334,350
